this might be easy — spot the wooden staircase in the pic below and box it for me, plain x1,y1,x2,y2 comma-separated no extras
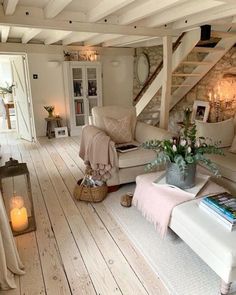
135,29,236,127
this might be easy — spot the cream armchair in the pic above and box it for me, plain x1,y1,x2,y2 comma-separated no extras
91,105,173,186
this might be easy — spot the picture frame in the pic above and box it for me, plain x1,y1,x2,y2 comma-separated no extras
54,127,68,138
191,100,210,123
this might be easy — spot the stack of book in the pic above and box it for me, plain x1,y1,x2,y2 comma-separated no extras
199,192,236,231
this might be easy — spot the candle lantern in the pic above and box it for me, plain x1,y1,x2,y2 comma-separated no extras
0,158,36,236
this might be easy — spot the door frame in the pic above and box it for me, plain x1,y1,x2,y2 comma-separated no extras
0,52,36,141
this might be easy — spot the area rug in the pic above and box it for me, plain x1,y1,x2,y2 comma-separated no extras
103,183,236,295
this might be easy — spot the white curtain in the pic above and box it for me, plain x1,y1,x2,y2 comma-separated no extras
0,192,25,290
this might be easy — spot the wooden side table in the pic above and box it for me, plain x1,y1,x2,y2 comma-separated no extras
45,116,62,139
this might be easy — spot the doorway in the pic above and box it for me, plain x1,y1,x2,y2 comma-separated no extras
0,54,35,141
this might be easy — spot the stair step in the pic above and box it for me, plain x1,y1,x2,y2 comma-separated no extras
172,84,193,87
192,47,225,53
211,31,236,38
142,108,160,114
181,61,213,66
172,73,201,77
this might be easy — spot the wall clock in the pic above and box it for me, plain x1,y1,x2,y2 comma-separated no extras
135,53,150,85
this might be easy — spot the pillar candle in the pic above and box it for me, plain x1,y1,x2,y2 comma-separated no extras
10,207,28,232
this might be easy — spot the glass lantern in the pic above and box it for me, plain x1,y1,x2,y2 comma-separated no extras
0,158,36,236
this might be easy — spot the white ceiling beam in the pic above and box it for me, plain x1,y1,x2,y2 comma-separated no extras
142,0,224,27
84,34,122,46
0,9,179,37
22,28,42,43
44,31,72,45
87,0,135,22
1,26,10,42
62,32,98,45
173,3,236,30
118,0,187,25
44,0,73,19
3,0,19,15
104,35,153,47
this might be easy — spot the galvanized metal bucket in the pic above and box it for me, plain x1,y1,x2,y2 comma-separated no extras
166,163,196,189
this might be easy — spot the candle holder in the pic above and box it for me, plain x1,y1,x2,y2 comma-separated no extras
0,158,36,236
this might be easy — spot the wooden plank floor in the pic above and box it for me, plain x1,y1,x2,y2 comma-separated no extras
0,132,169,295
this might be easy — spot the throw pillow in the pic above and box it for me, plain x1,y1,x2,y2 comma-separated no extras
229,135,236,154
196,118,234,148
103,115,132,144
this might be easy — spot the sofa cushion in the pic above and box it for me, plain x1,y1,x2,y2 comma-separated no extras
104,115,132,144
196,118,234,148
118,144,156,168
207,150,236,182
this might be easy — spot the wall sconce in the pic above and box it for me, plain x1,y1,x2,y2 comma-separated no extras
111,60,120,67
0,158,36,236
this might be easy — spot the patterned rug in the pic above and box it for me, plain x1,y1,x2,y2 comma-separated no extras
103,183,236,295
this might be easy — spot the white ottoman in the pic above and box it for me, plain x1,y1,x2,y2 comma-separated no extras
134,172,236,295
170,199,236,295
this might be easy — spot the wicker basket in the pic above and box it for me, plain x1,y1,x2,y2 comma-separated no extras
73,179,108,202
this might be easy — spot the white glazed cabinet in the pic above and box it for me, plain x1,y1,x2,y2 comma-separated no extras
63,61,102,135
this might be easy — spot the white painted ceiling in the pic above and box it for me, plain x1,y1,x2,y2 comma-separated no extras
0,0,236,47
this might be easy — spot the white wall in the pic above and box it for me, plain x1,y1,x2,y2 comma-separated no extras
101,55,134,107
27,53,65,137
27,51,134,136
0,58,12,87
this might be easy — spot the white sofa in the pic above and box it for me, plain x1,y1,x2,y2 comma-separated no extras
196,115,236,193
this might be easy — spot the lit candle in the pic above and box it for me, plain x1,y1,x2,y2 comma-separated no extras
10,196,28,232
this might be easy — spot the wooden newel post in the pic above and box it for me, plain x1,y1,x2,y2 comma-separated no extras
0,158,36,236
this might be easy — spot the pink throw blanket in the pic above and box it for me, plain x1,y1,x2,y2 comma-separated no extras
79,125,117,180
133,173,194,237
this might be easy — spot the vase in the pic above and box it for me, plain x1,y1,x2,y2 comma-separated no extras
47,111,54,117
166,163,196,189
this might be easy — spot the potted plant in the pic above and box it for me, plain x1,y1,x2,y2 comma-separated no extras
63,51,71,61
44,105,55,117
143,108,223,189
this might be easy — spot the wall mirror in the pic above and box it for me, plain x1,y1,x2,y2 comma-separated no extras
135,53,150,85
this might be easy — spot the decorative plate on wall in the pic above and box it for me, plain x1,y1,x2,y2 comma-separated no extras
135,53,150,85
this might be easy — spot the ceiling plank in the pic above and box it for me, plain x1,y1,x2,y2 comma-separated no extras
44,31,72,45
3,0,19,15
1,26,10,42
141,0,223,27
44,0,73,19
0,9,179,37
104,35,153,47
22,28,42,43
84,34,122,46
88,0,135,22
118,0,187,25
62,32,98,45
173,3,236,30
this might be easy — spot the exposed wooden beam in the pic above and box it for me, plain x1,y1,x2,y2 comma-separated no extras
160,35,172,130
0,9,179,37
44,31,72,45
62,32,98,45
1,26,10,42
3,0,19,15
44,0,73,19
173,3,236,30
87,0,135,22
103,35,156,47
22,28,42,43
119,0,187,25
141,0,223,27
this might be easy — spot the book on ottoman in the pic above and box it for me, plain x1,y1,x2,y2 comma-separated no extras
199,192,236,231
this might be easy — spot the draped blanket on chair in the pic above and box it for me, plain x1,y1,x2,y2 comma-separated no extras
79,125,118,180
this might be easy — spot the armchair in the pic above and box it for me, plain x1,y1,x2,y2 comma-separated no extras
91,105,173,186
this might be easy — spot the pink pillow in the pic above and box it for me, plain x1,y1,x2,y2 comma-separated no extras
103,115,132,144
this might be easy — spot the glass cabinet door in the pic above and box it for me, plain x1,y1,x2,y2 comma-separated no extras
72,68,83,97
86,67,98,114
